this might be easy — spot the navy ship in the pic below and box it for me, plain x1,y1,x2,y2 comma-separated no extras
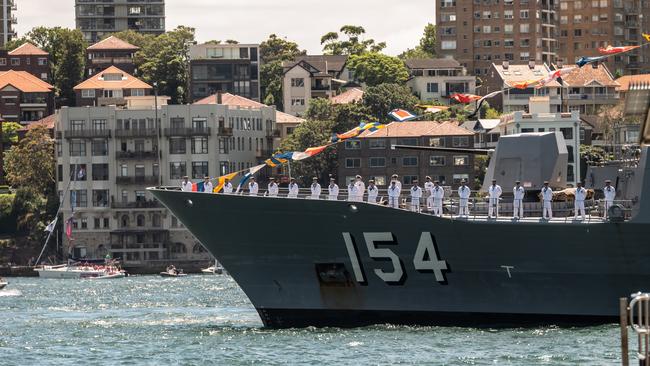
149,127,650,329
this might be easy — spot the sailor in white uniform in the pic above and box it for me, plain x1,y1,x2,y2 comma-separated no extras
366,179,378,203
347,179,357,202
424,176,434,211
457,180,471,217
512,180,525,219
181,176,193,192
248,177,259,197
391,174,402,191
354,175,365,202
574,181,587,221
328,178,339,201
541,181,553,219
603,179,616,219
488,179,502,218
267,177,279,197
287,178,299,198
410,180,423,212
203,176,213,193
222,179,233,194
388,180,401,208
431,180,444,217
310,177,322,200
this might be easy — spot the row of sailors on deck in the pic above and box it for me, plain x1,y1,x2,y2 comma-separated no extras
181,174,617,220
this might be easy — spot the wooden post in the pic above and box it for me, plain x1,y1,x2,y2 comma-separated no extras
621,297,629,366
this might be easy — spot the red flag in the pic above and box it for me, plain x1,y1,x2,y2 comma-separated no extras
450,93,482,104
65,219,73,240
191,182,198,192
598,45,640,55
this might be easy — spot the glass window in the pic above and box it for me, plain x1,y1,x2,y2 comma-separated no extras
430,156,446,166
453,156,469,166
453,174,469,184
91,139,108,156
92,164,109,181
399,138,418,146
192,117,207,129
560,127,573,139
369,139,386,149
191,162,209,179
120,164,128,177
191,137,208,154
70,120,85,131
452,136,469,147
429,137,445,147
369,157,386,168
291,78,305,87
345,140,361,149
169,162,186,179
70,190,88,208
402,156,418,166
403,176,418,185
345,158,361,168
82,89,95,98
69,140,86,156
92,190,109,207
426,83,439,93
170,138,186,154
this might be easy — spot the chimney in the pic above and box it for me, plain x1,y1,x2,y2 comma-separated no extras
502,61,509,70
528,60,536,69
216,91,223,104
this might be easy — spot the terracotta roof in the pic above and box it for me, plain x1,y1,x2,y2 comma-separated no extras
560,64,618,87
331,88,364,104
615,74,650,91
8,43,49,56
282,55,348,74
404,58,461,69
87,36,140,51
492,63,562,87
276,110,305,124
22,114,56,131
0,70,54,92
360,121,474,138
74,66,151,91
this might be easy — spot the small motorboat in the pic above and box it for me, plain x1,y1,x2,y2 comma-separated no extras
0,277,7,290
201,260,224,275
160,265,187,277
34,261,127,279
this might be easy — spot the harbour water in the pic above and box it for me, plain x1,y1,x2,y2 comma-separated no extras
0,276,624,365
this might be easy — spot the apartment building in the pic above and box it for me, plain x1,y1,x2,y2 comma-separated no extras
436,0,650,77
55,96,277,266
404,58,476,103
282,55,353,116
75,0,165,43
0,0,16,48
86,36,140,77
337,121,475,189
561,63,619,114
74,66,152,107
0,43,50,82
189,43,261,103
0,70,54,123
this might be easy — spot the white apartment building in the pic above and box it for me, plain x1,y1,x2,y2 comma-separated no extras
55,96,276,267
404,58,476,104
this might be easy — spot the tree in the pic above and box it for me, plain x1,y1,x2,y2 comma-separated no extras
348,53,409,87
398,47,432,60
2,122,22,144
138,26,196,104
484,108,502,119
362,83,419,122
305,98,333,121
321,25,386,55
225,40,239,44
3,125,55,193
259,34,305,110
331,102,372,132
397,23,436,60
279,119,337,185
107,29,155,50
8,27,87,106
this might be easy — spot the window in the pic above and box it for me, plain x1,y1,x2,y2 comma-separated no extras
38,57,47,66
452,136,469,147
399,138,418,146
520,10,529,19
70,190,88,208
520,24,530,33
429,137,445,147
92,164,109,181
119,164,128,177
291,78,304,87
504,10,513,19
92,190,109,207
192,162,209,179
403,176,418,185
0,58,5,66
369,157,386,168
345,140,361,149
441,41,456,50
10,58,19,66
103,89,123,98
192,117,207,129
574,0,582,9
369,139,386,149
91,139,108,156
82,89,95,98
345,158,361,168
92,119,106,131
135,191,146,202
453,174,469,184
504,24,513,33
560,127,573,139
430,156,446,166
70,120,85,131
426,83,439,93
453,156,469,166
191,137,208,154
70,164,87,181
402,156,418,166
169,138,186,154
69,140,86,156
291,98,305,106
169,162,186,179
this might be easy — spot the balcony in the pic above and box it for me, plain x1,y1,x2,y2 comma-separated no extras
64,129,112,139
115,128,158,138
98,97,126,106
111,200,163,209
115,151,159,160
91,57,134,65
163,127,211,137
311,84,332,91
115,175,159,185
218,126,233,136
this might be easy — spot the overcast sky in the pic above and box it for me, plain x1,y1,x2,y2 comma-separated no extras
16,0,433,55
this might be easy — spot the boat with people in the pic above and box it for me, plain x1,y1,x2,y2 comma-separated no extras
34,261,127,279
201,260,224,275
159,265,187,277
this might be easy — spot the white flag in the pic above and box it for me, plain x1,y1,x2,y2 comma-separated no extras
44,217,58,232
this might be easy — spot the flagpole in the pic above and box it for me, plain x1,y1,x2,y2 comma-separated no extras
287,160,292,181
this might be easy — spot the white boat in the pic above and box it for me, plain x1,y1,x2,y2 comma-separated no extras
159,266,187,277
201,260,224,275
0,278,7,290
34,263,126,279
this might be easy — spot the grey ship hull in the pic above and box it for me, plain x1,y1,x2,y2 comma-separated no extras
150,189,650,328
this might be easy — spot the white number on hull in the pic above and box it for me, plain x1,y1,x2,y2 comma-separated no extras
343,232,449,285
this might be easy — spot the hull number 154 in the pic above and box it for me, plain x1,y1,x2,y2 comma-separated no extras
342,232,449,285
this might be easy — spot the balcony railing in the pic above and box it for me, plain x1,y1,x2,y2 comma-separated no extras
163,127,211,137
218,126,233,136
64,129,112,139
111,200,163,209
115,175,159,185
98,97,126,106
91,57,134,64
114,128,158,138
115,151,158,160
311,84,331,91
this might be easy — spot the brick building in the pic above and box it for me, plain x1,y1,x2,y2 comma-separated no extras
86,36,140,77
0,70,54,123
337,121,476,189
74,65,152,107
0,43,50,81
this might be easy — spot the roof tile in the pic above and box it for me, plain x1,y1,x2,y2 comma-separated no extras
87,36,140,51
73,66,151,90
360,121,475,138
331,88,364,104
0,70,54,92
8,43,49,56
615,74,650,91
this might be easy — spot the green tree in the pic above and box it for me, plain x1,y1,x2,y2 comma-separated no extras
3,126,55,193
484,108,501,119
397,23,436,59
362,83,419,122
1,122,22,144
398,47,432,60
138,26,196,104
259,34,305,110
279,119,337,185
305,98,333,121
348,53,409,87
107,29,155,50
305,98,372,132
225,39,239,44
321,25,386,55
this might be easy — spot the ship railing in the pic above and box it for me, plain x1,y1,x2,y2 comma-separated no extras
620,292,650,365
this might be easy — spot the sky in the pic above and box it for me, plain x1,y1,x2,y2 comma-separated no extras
16,0,434,56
